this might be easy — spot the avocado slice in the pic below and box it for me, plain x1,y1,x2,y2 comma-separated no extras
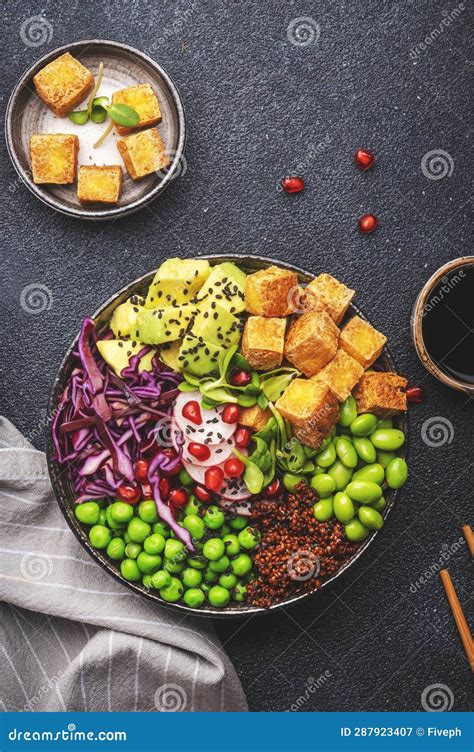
196,262,246,313
177,335,223,376
192,302,241,348
96,339,155,376
159,339,183,371
137,302,199,345
145,258,210,309
110,295,144,338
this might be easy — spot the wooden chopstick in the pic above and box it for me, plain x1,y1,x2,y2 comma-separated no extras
439,569,474,672
462,525,474,558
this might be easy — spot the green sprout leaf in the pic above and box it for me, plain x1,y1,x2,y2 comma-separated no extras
68,109,89,125
90,105,107,124
93,96,109,108
107,103,140,127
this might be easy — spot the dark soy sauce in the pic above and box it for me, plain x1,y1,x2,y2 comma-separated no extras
422,264,474,385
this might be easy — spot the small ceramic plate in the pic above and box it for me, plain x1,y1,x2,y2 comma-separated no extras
5,40,186,221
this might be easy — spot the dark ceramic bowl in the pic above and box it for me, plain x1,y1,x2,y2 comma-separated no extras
5,40,186,221
46,255,408,617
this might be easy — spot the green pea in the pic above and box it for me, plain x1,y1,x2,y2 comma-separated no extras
335,437,358,469
229,515,248,531
232,583,247,602
313,497,334,522
333,492,356,523
223,534,240,556
237,526,261,550
203,538,225,561
318,434,333,452
344,519,370,542
89,525,111,549
376,450,396,468
370,428,405,451
350,413,378,437
373,496,386,512
182,568,203,587
219,572,237,589
203,505,225,530
315,442,337,468
143,533,166,555
164,559,185,573
338,396,357,427
386,458,408,489
353,437,377,464
152,521,170,538
98,509,107,526
75,501,100,525
209,555,231,573
151,570,171,589
353,463,385,485
186,555,207,570
310,473,336,498
208,585,230,608
178,468,194,486
358,505,384,530
127,518,151,543
123,531,131,544
160,577,184,603
184,587,205,608
106,538,125,560
220,524,231,536
109,501,134,525
136,551,162,574
142,574,153,589
183,497,201,516
124,542,142,559
105,507,125,531
346,480,382,504
164,539,186,561
138,500,158,524
283,472,306,493
120,558,141,581
204,567,219,583
230,553,252,577
377,417,393,429
327,460,353,490
183,514,206,540
201,582,210,595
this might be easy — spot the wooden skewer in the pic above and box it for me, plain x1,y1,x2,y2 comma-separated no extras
462,525,474,558
439,569,474,672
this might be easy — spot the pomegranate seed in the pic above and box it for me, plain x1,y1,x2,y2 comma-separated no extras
141,482,153,500
204,466,225,492
194,484,213,502
359,213,378,234
231,370,251,387
161,448,182,477
158,477,171,499
234,426,251,448
182,400,202,425
281,176,305,193
169,488,189,507
354,148,375,170
222,404,241,424
224,457,245,478
134,459,149,483
188,442,211,461
407,386,424,403
117,483,140,504
265,478,282,498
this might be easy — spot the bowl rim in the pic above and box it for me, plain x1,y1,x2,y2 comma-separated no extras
5,39,186,221
46,253,408,618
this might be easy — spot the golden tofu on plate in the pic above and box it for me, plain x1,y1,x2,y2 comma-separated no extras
111,84,162,136
241,316,286,371
77,165,123,204
33,52,94,118
245,266,298,317
302,273,355,324
117,128,170,180
30,134,79,184
312,349,364,401
275,378,339,449
239,404,272,432
284,309,339,377
339,315,387,369
353,371,407,417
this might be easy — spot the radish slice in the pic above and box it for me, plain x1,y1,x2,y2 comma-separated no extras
173,391,235,443
219,499,253,516
219,475,252,501
183,449,248,489
171,422,234,466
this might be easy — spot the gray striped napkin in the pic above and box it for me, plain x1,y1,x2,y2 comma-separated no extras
0,417,247,712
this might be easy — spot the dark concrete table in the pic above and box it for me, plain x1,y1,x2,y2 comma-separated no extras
2,0,472,712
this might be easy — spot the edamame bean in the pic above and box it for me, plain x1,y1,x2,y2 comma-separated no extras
230,553,252,577
335,437,358,469
182,568,203,588
358,505,384,530
313,497,334,522
350,414,378,437
88,525,111,549
138,501,158,524
346,480,382,504
120,558,141,581
333,492,356,524
376,450,396,468
124,542,142,559
160,577,184,603
152,521,170,538
219,573,237,589
369,428,405,451
127,517,151,543
109,501,133,525
151,570,171,589
222,534,240,557
208,585,230,608
310,473,336,498
353,437,377,464
344,519,370,542
184,587,205,608
75,501,100,525
327,460,353,490
136,551,162,574
338,396,357,427
353,463,385,485
377,418,393,429
203,506,225,530
144,533,166,556
373,496,386,512
183,514,206,540
283,472,306,493
316,442,337,468
203,538,225,561
106,538,125,560
229,515,248,531
209,556,231,573
386,458,408,489
238,527,261,550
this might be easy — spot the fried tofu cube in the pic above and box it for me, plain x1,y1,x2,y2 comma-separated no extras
239,405,272,433
312,349,364,401
302,273,355,324
33,52,94,118
275,378,339,449
284,309,339,377
339,315,387,368
241,316,286,371
245,266,298,317
353,372,408,417
77,165,123,204
111,84,162,135
117,128,170,180
29,134,79,184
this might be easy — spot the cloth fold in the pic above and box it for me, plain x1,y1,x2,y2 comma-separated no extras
0,417,247,712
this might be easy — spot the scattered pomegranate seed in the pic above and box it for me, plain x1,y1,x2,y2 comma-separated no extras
117,483,140,504
188,442,211,461
182,400,202,425
161,448,182,476
169,488,189,507
141,482,153,500
359,213,378,234
281,176,305,193
234,426,252,448
222,404,241,424
354,148,375,170
407,386,424,403
231,370,251,387
134,459,149,483
194,484,213,502
224,457,245,478
265,478,282,498
158,477,171,500
204,466,225,492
